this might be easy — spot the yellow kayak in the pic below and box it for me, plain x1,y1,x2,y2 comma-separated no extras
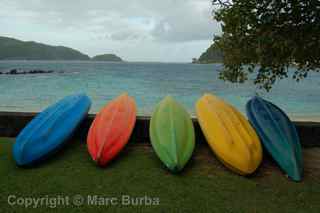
195,93,262,175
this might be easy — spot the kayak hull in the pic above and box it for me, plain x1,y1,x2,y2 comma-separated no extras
87,93,136,166
149,96,195,172
196,93,262,175
13,94,91,166
246,96,303,181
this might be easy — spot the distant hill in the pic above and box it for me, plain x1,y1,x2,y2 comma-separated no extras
194,43,223,64
91,54,123,62
0,36,90,60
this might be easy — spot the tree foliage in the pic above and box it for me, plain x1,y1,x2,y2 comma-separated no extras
212,0,320,91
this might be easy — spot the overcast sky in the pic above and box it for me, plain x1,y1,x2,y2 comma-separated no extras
0,0,221,62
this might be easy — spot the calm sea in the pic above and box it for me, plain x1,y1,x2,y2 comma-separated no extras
0,60,319,120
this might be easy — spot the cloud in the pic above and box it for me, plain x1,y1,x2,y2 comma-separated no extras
0,0,221,61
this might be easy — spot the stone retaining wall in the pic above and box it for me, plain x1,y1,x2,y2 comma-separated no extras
0,112,319,147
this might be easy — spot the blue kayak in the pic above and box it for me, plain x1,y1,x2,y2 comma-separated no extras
246,96,303,181
13,94,91,166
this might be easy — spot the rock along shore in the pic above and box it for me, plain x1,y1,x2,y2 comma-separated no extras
0,69,63,75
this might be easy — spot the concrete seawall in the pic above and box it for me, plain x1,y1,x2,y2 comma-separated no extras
0,112,319,147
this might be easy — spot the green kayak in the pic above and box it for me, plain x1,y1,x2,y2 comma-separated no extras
149,96,195,172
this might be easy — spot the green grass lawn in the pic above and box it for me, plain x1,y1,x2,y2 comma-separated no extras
0,137,320,213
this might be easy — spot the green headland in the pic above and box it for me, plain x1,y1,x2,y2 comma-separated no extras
193,43,223,64
91,54,123,62
0,36,123,62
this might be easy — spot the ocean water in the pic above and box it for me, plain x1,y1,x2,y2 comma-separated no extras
0,60,319,120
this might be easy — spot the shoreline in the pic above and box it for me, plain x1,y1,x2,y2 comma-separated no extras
289,115,320,122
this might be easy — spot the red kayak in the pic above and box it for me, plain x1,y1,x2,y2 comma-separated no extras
87,93,136,166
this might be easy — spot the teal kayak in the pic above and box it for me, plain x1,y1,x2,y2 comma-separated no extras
149,96,195,172
246,96,303,181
